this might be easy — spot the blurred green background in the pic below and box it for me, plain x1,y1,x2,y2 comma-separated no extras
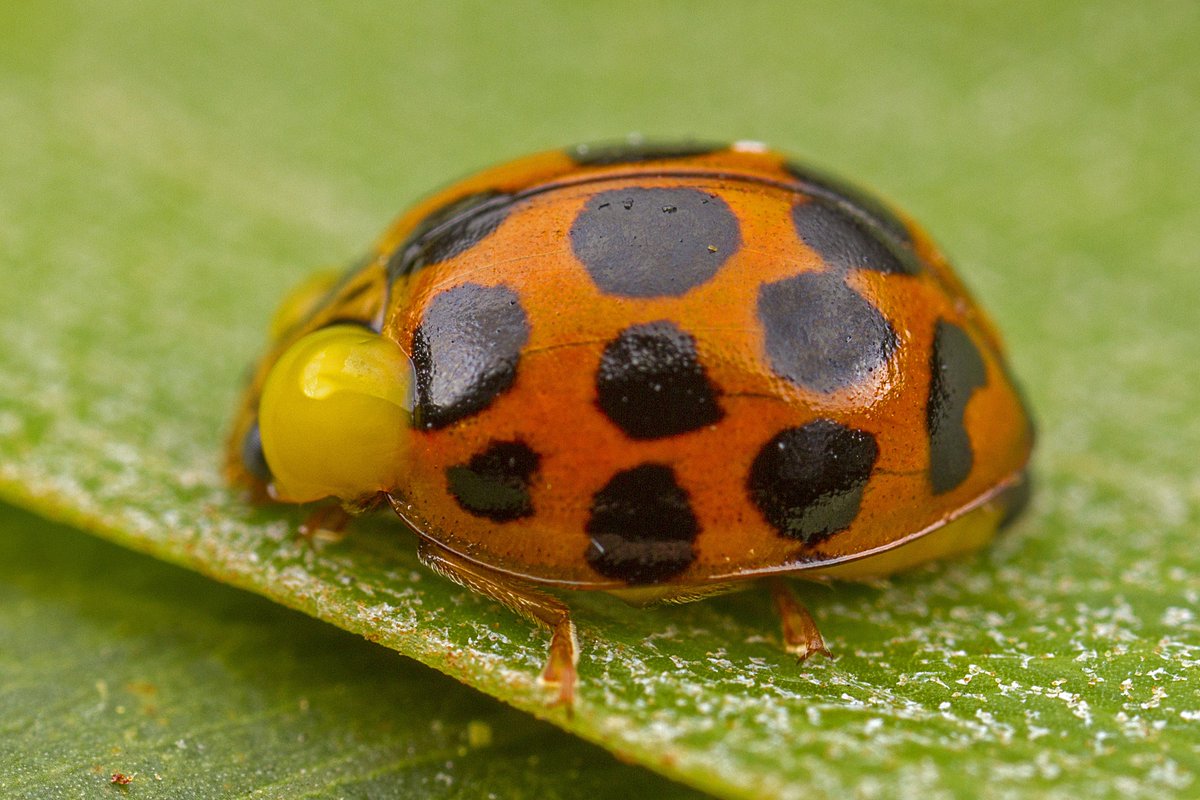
1,2,1197,798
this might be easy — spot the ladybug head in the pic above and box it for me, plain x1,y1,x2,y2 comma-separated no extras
243,324,414,504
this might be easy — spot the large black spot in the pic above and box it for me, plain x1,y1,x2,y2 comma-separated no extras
445,440,540,522
411,283,530,429
568,141,724,166
791,200,920,276
748,420,879,544
240,421,271,482
927,320,987,494
570,187,740,298
585,464,699,584
757,272,898,393
387,190,516,281
595,321,723,439
784,161,914,246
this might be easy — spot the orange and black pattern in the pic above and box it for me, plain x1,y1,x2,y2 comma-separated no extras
231,142,1034,589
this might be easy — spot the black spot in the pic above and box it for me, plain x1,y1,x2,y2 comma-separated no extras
568,141,725,166
240,421,272,482
791,200,920,276
595,321,723,439
585,464,699,584
386,190,516,281
748,420,879,544
927,320,988,494
757,272,898,393
784,161,914,246
411,283,530,429
445,440,540,522
570,187,741,298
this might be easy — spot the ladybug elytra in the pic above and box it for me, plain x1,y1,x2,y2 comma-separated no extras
227,141,1034,706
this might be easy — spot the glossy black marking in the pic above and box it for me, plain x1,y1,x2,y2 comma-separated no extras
757,271,898,393
570,187,740,298
386,190,516,281
585,464,699,584
569,141,724,166
445,440,540,522
791,200,919,276
927,320,987,494
748,420,879,544
595,321,723,439
784,161,913,245
240,421,272,482
411,283,530,429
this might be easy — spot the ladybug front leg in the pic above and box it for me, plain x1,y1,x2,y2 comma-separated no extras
768,578,832,661
298,503,353,543
417,538,579,709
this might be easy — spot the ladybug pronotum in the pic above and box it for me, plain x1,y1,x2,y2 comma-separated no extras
227,141,1034,705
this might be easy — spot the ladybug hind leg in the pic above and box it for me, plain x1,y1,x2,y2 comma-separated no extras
768,578,832,661
416,538,578,709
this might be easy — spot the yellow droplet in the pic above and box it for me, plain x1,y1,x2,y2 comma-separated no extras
259,325,413,503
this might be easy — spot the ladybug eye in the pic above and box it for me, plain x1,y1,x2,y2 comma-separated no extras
240,421,272,482
257,325,414,503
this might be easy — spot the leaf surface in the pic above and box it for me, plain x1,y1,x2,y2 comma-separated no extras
1,2,1198,798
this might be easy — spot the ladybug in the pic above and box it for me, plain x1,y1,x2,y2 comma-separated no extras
227,141,1034,706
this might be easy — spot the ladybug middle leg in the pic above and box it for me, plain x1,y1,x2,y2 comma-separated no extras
768,577,832,661
416,538,578,709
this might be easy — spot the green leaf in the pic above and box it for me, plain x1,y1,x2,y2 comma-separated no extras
0,503,699,798
2,2,1199,798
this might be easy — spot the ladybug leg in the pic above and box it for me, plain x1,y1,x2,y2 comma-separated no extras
417,538,578,709
299,503,352,543
768,578,832,661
